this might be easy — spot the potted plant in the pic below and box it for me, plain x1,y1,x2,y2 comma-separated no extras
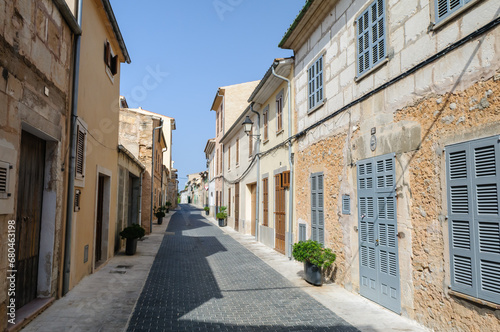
216,206,227,227
203,206,210,216
119,223,146,255
292,240,336,286
165,201,172,213
154,206,166,225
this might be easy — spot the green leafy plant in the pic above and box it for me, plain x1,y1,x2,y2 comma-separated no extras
154,205,166,218
203,206,210,212
292,240,336,269
216,206,227,220
165,201,172,208
119,223,146,240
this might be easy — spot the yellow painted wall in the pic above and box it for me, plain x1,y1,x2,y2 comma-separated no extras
70,0,123,289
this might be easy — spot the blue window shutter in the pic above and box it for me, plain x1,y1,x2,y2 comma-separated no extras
435,0,469,24
357,0,386,76
299,223,306,242
308,56,324,110
311,172,324,244
342,195,351,215
447,136,500,305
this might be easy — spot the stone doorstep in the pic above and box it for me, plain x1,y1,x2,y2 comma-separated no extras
7,297,55,332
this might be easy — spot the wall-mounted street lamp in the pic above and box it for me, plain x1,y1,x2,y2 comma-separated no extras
242,116,260,138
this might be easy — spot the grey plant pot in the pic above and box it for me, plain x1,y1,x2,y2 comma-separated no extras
125,238,138,255
304,261,322,286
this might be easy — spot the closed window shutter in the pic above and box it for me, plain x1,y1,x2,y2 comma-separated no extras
447,136,500,304
342,195,351,214
308,56,323,110
311,173,325,244
357,0,386,76
76,126,86,178
435,0,471,23
263,178,268,226
299,223,306,242
0,161,10,199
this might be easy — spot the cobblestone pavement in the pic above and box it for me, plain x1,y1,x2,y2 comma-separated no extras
127,205,359,332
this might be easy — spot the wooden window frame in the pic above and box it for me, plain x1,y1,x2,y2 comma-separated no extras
276,93,283,133
262,177,269,226
263,107,269,142
104,40,118,76
281,170,290,188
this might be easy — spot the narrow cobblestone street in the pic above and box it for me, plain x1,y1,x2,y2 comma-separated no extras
127,205,359,332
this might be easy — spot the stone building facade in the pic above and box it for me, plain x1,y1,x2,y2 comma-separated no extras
0,1,77,330
119,107,168,234
280,0,500,330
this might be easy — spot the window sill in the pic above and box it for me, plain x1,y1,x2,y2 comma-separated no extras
276,129,284,136
448,289,500,310
307,99,326,116
263,139,269,145
355,58,388,83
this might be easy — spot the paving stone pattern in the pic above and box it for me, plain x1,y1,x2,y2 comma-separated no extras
127,205,359,332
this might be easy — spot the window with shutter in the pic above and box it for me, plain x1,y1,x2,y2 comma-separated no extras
76,125,86,180
446,135,500,305
311,172,325,244
263,177,269,226
308,56,324,111
0,161,10,199
299,223,307,242
342,194,351,215
236,138,239,165
276,93,283,133
263,107,269,141
435,0,473,24
356,0,386,77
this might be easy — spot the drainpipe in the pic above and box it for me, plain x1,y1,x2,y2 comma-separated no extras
250,103,260,242
150,119,164,233
63,0,83,296
272,62,293,258
217,90,224,214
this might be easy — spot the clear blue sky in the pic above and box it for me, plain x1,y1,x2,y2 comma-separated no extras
110,0,305,190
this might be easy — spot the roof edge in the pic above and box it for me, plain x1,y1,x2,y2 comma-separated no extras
101,0,131,63
248,57,294,103
278,0,314,49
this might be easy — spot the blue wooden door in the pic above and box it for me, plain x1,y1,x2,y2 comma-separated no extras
357,153,401,313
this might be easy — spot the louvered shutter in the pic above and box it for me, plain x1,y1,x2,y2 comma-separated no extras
357,0,386,77
308,56,323,110
311,173,324,244
447,136,500,304
299,223,307,242
76,125,86,179
0,161,10,199
311,174,318,242
435,0,472,24
342,194,351,214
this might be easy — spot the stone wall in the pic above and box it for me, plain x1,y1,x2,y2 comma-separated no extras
393,77,500,331
0,0,73,329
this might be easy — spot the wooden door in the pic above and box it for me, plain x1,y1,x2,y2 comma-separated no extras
235,182,240,231
15,131,45,308
275,174,286,254
250,183,256,236
95,175,104,263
